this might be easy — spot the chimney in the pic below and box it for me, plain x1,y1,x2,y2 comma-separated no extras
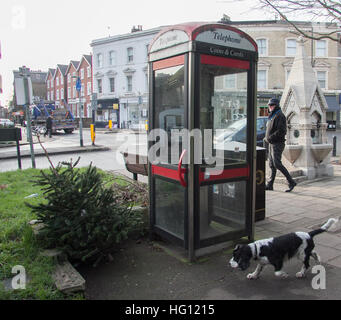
220,14,231,24
131,25,143,33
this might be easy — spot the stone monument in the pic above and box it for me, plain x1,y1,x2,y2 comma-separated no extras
280,37,333,180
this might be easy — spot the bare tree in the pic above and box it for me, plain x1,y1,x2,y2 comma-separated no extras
259,0,340,42
220,0,341,42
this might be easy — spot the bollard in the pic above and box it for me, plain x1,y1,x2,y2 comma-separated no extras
333,136,337,156
90,124,96,146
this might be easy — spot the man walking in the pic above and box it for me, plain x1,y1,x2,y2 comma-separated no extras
45,115,53,138
264,98,296,192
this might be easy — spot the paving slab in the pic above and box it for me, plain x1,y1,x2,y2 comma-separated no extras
314,244,341,263
313,233,341,248
328,256,341,268
77,238,341,300
269,213,303,224
54,260,86,294
299,210,337,220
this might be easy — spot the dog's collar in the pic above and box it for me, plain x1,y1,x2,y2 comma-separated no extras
249,243,258,260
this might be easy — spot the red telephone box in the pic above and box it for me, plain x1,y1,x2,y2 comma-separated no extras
148,22,258,261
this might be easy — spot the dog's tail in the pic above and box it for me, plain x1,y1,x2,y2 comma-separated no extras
309,218,339,238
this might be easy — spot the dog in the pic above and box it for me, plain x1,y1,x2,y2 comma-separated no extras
229,218,339,279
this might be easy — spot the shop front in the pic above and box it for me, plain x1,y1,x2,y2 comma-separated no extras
96,98,120,128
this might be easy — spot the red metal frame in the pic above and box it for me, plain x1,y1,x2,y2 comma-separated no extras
199,166,249,184
201,54,250,70
151,165,186,183
153,55,185,71
152,164,249,186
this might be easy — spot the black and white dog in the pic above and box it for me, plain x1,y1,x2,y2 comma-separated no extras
229,218,339,279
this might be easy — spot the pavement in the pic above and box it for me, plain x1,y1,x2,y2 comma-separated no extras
2,133,341,300
77,160,341,301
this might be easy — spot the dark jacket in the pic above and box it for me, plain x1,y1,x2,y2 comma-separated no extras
46,116,53,129
265,106,287,144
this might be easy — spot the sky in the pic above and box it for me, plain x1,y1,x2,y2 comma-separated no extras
0,0,272,107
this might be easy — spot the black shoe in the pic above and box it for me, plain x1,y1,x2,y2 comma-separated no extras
286,181,297,192
265,184,273,191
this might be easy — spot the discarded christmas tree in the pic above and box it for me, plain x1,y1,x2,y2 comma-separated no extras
27,158,144,265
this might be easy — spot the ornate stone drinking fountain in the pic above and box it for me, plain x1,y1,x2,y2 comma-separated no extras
280,37,333,180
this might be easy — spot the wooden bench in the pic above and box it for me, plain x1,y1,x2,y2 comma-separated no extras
121,152,148,181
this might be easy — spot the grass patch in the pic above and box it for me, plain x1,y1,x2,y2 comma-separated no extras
0,167,147,300
0,169,70,299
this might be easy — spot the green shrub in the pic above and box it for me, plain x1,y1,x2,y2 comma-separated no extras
27,158,144,265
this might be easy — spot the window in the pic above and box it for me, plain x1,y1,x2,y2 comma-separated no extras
68,87,71,99
109,51,116,65
68,74,71,83
81,69,84,80
56,77,59,86
127,47,134,63
47,92,50,100
73,72,76,80
87,82,91,95
317,71,326,89
51,80,54,88
109,78,115,92
51,92,54,100
127,76,132,92
61,88,64,99
316,40,327,57
56,89,59,100
73,85,76,98
199,57,248,169
61,76,64,85
286,39,297,56
87,67,91,78
257,70,267,89
224,74,236,89
97,53,103,68
257,39,267,56
97,79,102,93
47,80,50,89
81,86,84,97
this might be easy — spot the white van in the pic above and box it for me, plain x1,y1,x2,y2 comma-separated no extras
0,119,15,127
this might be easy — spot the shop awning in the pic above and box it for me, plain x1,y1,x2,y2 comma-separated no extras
325,95,340,112
97,98,120,110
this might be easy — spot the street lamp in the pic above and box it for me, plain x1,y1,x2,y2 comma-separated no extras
73,75,83,147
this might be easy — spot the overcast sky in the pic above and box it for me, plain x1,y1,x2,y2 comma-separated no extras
0,0,272,106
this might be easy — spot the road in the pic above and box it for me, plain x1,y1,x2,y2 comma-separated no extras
1,128,341,175
0,129,148,182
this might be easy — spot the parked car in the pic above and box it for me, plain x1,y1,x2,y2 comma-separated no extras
0,118,15,128
214,117,268,147
327,120,336,131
